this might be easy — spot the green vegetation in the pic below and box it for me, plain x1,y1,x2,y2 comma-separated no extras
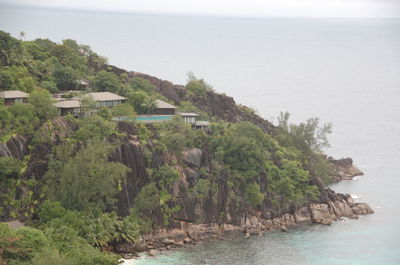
0,31,336,264
185,72,213,100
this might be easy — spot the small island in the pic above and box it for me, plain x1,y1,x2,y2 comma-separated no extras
0,31,372,264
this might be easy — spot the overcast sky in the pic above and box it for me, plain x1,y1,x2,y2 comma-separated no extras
1,0,400,18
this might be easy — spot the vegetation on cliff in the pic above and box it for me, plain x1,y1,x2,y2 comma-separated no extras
0,30,337,264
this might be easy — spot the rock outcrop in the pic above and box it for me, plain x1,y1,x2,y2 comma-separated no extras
183,148,203,168
0,135,29,159
105,64,275,134
329,157,364,182
110,134,150,217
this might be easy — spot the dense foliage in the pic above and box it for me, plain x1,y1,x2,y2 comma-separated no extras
0,31,335,264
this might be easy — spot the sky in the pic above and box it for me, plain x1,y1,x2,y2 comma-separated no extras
1,0,400,18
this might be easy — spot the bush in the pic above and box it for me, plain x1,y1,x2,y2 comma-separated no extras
38,201,67,223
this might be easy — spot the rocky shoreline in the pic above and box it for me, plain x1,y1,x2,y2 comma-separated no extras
118,191,373,260
329,157,364,182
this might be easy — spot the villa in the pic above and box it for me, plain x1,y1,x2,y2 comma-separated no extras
86,92,127,108
54,99,81,117
178,112,199,124
0,90,28,105
152,99,176,115
178,112,210,129
55,91,126,116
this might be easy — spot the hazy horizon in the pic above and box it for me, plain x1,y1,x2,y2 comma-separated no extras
1,0,399,19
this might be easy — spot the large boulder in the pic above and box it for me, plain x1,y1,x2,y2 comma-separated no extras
183,167,199,186
294,207,312,223
352,203,374,215
183,148,203,168
329,157,364,181
309,203,336,225
115,242,135,253
331,200,354,217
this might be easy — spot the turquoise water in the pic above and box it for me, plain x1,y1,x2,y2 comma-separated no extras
136,116,174,121
1,8,399,265
113,116,174,122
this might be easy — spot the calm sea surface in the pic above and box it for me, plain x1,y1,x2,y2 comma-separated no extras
1,7,400,265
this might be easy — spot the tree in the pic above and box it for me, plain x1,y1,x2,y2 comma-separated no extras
79,93,97,117
0,157,23,182
97,107,112,121
92,70,122,93
185,72,213,100
38,201,67,223
72,116,116,142
28,88,58,121
47,141,129,213
53,65,78,91
0,30,22,66
127,91,147,114
244,183,264,208
128,77,155,93
140,96,157,114
111,103,136,119
8,103,40,135
276,112,332,153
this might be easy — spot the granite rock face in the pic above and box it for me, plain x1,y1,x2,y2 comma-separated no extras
183,148,203,168
329,157,364,182
105,64,275,134
0,135,29,159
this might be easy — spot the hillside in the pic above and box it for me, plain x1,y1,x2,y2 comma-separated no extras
0,31,372,264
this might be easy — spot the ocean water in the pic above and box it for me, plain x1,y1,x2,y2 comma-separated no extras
1,7,400,265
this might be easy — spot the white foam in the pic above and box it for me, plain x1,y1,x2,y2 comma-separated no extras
350,194,362,200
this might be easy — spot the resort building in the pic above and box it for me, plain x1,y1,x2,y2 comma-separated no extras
178,112,199,124
87,92,127,108
178,112,210,129
152,99,176,115
0,90,28,105
194,121,210,130
54,99,81,117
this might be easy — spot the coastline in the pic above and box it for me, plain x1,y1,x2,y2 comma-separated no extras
120,185,373,262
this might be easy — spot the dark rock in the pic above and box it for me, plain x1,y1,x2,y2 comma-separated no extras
0,135,28,159
183,168,199,187
183,148,203,168
133,240,148,252
294,207,311,223
329,157,364,182
115,242,135,254
309,203,335,224
110,140,149,217
148,249,157,257
352,203,374,215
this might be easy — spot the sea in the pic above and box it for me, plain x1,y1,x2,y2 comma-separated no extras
1,7,399,265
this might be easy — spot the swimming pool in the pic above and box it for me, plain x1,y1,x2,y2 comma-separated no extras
113,115,175,123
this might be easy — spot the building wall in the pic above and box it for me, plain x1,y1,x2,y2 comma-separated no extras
183,116,197,124
97,99,125,108
152,108,176,115
3,98,27,105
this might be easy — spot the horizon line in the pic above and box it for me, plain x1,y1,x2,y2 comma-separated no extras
2,3,400,20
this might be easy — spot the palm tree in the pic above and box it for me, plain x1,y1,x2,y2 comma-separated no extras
140,96,157,114
19,31,25,41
